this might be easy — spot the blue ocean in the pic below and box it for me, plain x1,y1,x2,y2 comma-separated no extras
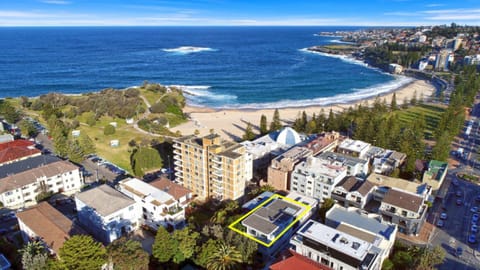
0,26,411,109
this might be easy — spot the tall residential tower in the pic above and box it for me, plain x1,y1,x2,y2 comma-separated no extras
173,134,252,201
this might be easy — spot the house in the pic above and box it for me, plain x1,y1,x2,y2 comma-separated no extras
270,249,332,270
268,146,313,191
0,139,41,166
75,185,141,244
336,139,371,159
118,177,190,230
331,176,375,209
0,155,83,209
317,152,369,178
17,202,85,254
325,204,397,264
422,160,448,195
241,194,311,260
290,156,347,202
290,220,383,270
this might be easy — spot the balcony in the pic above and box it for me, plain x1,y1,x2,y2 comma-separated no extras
211,158,222,164
174,160,183,167
173,155,182,161
173,149,182,155
175,171,183,179
212,170,223,177
173,143,182,149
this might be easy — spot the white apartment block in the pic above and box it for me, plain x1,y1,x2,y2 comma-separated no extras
337,139,371,159
291,156,347,202
118,177,190,229
0,155,83,209
75,185,141,244
290,220,382,270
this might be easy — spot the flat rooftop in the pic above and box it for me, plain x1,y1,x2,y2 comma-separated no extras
119,178,174,205
297,220,371,261
76,185,135,217
367,173,428,195
326,205,396,241
338,139,370,153
296,156,347,179
242,198,302,236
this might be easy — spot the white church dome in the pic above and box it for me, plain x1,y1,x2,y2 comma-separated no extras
275,127,301,146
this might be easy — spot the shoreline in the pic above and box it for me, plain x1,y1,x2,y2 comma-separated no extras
173,78,437,141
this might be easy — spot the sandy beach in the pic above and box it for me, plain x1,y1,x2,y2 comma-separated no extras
172,79,436,141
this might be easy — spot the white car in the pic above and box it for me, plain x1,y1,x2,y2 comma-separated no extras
440,212,448,220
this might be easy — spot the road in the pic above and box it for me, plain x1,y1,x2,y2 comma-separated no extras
430,174,480,270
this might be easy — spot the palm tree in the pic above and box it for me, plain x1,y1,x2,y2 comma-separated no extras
206,242,243,270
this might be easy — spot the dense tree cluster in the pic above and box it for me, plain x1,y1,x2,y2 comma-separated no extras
386,241,445,270
0,99,21,124
364,43,429,69
130,146,163,177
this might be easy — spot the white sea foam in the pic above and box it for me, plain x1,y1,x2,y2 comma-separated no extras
172,85,237,103
299,48,369,68
214,76,414,109
329,39,357,44
162,46,216,54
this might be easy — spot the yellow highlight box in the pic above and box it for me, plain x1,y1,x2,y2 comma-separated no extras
228,194,311,247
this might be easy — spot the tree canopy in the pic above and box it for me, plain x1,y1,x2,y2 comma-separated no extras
58,235,107,270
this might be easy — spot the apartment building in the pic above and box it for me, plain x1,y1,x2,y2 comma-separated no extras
75,185,141,244
268,146,313,191
337,139,371,159
325,205,397,264
173,134,251,201
0,155,83,209
317,152,369,178
118,177,191,230
290,220,383,270
290,156,347,202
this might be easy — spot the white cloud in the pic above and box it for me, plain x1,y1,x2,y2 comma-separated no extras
40,0,71,4
422,8,480,21
426,4,445,7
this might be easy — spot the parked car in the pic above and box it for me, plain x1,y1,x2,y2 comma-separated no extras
468,234,476,244
456,191,463,197
456,199,463,206
456,247,463,256
452,179,459,186
1,212,16,221
472,224,478,233
471,206,478,213
440,212,448,220
473,213,479,223
436,220,444,227
476,195,480,202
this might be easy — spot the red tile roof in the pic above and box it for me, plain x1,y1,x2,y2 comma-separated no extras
270,250,332,270
0,139,41,165
150,177,191,200
16,202,86,254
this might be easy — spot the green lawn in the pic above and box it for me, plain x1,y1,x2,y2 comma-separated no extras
395,104,446,140
76,114,158,173
139,88,162,106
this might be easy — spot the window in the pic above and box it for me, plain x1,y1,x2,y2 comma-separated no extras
129,206,134,211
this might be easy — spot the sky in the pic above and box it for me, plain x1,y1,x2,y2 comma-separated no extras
0,0,479,26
